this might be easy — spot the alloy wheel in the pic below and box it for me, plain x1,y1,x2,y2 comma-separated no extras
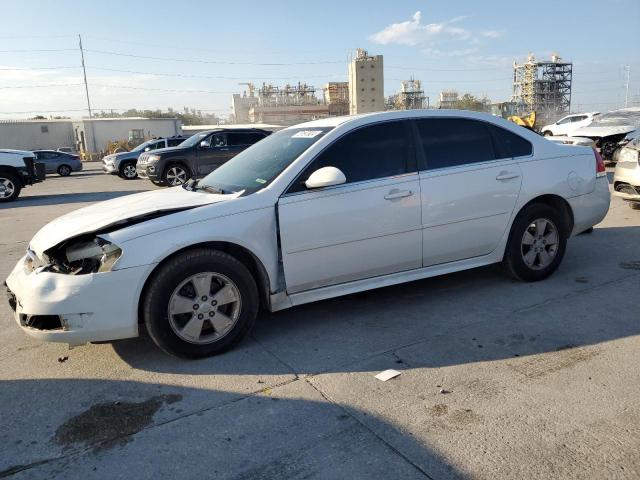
123,164,137,178
165,166,187,186
167,272,242,344
520,218,559,270
0,177,15,198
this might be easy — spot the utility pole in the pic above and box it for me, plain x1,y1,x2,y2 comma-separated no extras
624,65,631,108
78,34,92,118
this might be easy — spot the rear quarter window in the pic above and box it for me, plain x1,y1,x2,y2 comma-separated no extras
487,124,532,158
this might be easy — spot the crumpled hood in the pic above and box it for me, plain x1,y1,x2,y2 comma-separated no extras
29,187,240,256
571,125,636,138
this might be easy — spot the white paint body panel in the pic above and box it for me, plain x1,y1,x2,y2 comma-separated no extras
6,110,611,345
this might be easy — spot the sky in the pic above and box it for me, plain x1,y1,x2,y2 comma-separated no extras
0,0,638,119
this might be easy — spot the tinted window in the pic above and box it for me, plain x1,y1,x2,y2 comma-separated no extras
227,132,265,146
415,118,495,170
557,116,573,125
168,138,184,147
294,121,410,189
572,115,587,122
487,124,533,158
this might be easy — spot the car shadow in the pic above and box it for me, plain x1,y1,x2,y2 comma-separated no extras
0,191,147,209
111,224,640,378
0,378,459,479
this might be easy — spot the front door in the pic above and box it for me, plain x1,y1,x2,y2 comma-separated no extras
278,120,422,294
196,132,231,176
414,118,527,266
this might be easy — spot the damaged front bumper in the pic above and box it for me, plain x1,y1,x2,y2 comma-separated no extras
5,256,150,345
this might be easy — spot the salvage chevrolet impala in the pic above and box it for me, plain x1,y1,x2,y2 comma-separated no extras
5,111,611,358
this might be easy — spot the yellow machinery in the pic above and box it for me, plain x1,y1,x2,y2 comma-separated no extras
507,111,536,130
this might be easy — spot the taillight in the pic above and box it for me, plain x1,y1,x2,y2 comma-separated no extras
593,148,606,177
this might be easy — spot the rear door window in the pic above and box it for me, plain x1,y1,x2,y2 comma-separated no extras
415,118,496,170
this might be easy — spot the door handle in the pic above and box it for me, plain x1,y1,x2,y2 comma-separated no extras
384,189,413,200
496,171,520,181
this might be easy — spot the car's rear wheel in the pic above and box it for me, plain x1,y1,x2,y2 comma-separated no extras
119,161,138,180
143,249,259,358
0,172,21,202
163,164,189,186
57,164,72,176
502,203,567,281
542,130,553,137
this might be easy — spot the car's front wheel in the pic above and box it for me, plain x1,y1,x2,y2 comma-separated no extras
142,249,259,358
163,164,190,186
542,130,553,137
119,161,138,180
502,203,567,281
0,172,21,202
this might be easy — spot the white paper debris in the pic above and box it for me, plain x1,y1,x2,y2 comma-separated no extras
375,369,402,382
292,130,322,138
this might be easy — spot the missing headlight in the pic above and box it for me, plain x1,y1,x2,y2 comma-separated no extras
45,237,122,275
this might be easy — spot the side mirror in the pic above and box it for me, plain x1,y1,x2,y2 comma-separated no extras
199,141,210,149
305,166,346,189
144,147,151,152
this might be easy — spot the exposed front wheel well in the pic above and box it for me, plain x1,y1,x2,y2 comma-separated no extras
138,242,271,323
516,195,574,236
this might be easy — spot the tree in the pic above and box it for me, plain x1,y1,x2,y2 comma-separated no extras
454,94,490,112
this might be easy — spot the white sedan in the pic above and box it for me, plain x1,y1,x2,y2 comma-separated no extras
5,110,611,358
540,112,598,137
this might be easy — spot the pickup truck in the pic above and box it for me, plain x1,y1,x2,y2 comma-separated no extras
0,149,46,202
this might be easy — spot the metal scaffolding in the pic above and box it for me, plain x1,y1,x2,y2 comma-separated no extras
512,54,572,124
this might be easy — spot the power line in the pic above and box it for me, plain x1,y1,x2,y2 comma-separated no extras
0,66,81,71
0,83,84,89
84,48,346,66
0,48,77,53
87,65,346,81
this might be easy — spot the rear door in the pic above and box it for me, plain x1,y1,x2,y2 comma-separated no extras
278,120,422,293
415,118,528,267
226,132,266,160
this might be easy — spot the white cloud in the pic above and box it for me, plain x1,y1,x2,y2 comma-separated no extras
369,11,472,46
481,30,503,39
369,11,502,47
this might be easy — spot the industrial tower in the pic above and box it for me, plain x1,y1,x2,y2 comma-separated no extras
512,54,572,124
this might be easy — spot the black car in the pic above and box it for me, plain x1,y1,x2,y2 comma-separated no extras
136,128,271,186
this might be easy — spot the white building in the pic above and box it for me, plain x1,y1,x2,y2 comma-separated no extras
0,119,75,151
72,118,182,157
348,49,384,114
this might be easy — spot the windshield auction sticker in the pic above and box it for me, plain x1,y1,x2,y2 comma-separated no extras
292,130,323,138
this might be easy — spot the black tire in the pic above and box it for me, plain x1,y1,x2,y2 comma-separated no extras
0,171,21,202
542,130,553,137
162,163,190,186
57,164,72,176
151,179,165,187
502,203,567,282
630,202,640,211
119,161,138,180
142,249,259,358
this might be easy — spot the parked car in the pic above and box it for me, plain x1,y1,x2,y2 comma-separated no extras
6,110,610,358
612,129,639,163
545,136,596,148
570,107,640,161
0,149,45,202
56,147,77,154
136,128,270,186
612,134,640,210
33,150,82,176
102,136,188,180
540,112,599,137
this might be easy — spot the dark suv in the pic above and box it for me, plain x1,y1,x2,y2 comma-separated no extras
136,128,271,186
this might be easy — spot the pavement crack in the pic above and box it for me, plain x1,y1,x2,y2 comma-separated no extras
304,377,436,480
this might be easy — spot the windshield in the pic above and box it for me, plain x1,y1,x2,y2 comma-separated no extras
178,131,213,148
197,127,332,194
591,110,640,127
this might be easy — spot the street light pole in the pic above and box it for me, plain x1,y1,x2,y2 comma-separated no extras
78,34,92,118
